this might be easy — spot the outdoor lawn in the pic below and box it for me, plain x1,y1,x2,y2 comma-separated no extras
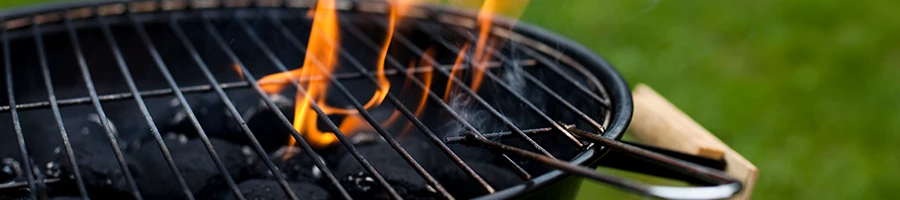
2,0,898,199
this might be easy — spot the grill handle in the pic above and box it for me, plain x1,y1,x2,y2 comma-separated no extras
567,128,743,199
596,141,728,185
626,83,758,199
463,128,742,199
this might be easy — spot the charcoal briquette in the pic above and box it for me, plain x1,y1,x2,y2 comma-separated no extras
333,142,440,199
129,136,263,199
243,93,298,152
272,147,320,182
1,158,20,183
52,114,134,194
434,160,522,199
225,179,329,200
163,92,293,153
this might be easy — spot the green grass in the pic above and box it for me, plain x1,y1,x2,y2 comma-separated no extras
521,0,900,199
3,0,899,199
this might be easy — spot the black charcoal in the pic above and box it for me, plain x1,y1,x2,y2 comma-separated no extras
163,92,292,153
50,196,82,200
243,94,297,152
1,158,20,183
0,188,30,200
333,142,440,199
226,179,329,200
272,147,320,182
53,113,134,194
129,135,262,199
434,160,522,199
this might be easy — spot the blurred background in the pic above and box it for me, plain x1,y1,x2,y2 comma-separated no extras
2,0,898,199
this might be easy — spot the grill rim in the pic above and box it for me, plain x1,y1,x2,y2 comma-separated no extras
0,1,634,199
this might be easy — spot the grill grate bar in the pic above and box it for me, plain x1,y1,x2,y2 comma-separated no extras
300,14,500,194
372,19,557,158
444,124,575,144
2,22,38,200
378,19,563,156
509,44,612,131
410,43,556,158
453,27,612,132
160,17,302,200
257,15,456,199
32,21,90,200
339,15,533,180
218,17,402,199
521,70,607,132
65,17,149,199
0,60,531,113
101,12,247,200
516,46,612,107
432,37,585,148
280,11,502,193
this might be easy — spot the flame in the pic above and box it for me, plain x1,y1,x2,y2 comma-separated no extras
258,0,530,151
467,0,495,91
443,43,469,102
259,0,419,151
233,63,244,80
411,47,436,118
400,60,434,136
453,0,530,91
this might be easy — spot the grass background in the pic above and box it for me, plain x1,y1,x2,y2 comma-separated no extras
2,0,898,199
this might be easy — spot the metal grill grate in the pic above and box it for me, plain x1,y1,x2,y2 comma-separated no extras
0,1,748,200
0,1,617,199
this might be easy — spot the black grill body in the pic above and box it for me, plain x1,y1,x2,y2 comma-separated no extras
0,1,646,200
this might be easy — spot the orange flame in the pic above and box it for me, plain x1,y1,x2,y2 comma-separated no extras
259,0,419,151
444,43,469,103
256,0,530,152
233,63,244,80
454,0,529,91
400,61,434,136
467,0,495,91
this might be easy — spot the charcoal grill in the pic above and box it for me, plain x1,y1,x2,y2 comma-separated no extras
0,0,742,199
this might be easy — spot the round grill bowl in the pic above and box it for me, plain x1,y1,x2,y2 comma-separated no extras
0,1,633,199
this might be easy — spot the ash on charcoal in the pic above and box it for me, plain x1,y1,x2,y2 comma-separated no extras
1,158,21,183
225,179,329,200
164,92,293,153
271,146,321,182
128,135,263,199
332,141,441,199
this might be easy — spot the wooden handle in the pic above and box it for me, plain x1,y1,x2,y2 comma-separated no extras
627,83,758,200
